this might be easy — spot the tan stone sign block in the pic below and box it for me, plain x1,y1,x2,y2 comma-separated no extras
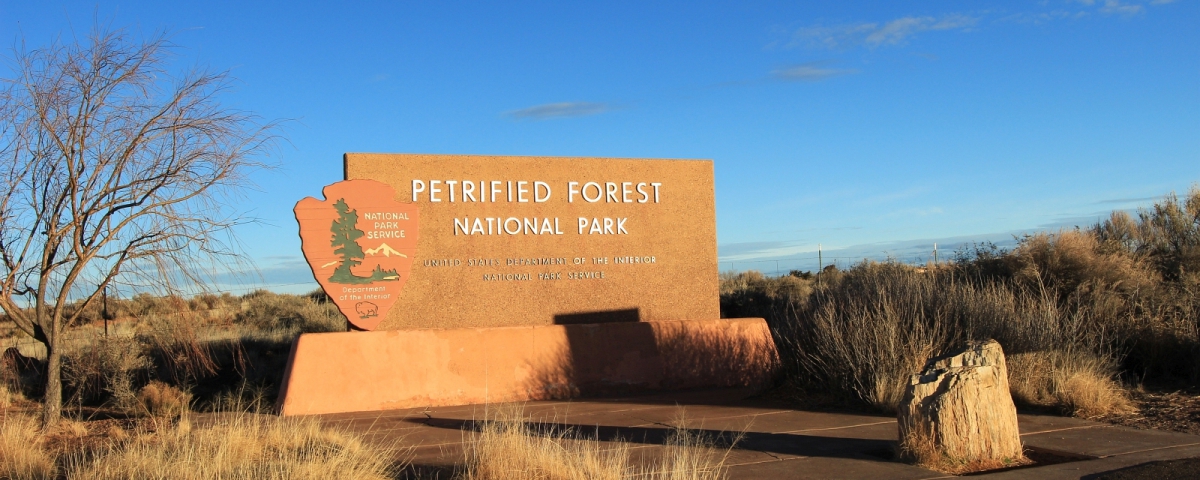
276,318,778,415
295,179,420,330
344,153,718,330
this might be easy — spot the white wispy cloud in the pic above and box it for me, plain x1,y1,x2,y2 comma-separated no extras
996,10,1085,25
792,14,978,49
506,102,611,120
772,61,859,82
1075,0,1165,16
1100,0,1144,15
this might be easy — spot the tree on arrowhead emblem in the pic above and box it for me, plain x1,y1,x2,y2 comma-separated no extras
329,198,399,284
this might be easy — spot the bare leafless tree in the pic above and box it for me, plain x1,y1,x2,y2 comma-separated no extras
0,28,276,425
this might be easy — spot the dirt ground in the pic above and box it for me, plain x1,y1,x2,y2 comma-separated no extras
1093,389,1200,436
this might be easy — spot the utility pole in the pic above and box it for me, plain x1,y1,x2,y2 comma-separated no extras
102,286,109,338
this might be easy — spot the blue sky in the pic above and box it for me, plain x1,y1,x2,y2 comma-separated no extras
3,1,1197,290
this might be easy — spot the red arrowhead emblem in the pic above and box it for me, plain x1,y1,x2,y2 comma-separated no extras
295,179,419,330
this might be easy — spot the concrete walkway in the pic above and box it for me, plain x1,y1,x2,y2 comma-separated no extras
309,388,1200,479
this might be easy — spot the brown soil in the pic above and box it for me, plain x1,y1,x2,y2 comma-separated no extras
1092,389,1200,435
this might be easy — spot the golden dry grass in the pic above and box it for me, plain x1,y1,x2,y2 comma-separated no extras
136,381,191,418
0,408,407,480
0,411,58,480
899,427,1027,475
459,408,731,480
66,413,404,480
1,384,22,409
1008,351,1135,418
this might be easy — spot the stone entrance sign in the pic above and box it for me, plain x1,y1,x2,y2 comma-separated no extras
278,153,777,416
343,153,718,329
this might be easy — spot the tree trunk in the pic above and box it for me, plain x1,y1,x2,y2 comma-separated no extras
41,337,62,427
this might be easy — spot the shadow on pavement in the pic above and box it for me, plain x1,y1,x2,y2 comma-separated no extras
406,416,897,462
1082,457,1200,480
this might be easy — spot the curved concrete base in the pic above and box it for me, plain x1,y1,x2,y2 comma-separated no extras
276,318,778,416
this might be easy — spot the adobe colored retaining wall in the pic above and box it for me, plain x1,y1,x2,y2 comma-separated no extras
276,318,778,416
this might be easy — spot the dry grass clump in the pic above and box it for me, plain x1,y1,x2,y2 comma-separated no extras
460,408,729,480
641,425,732,480
68,413,404,480
1,383,24,409
1007,350,1133,418
2,390,404,479
55,418,91,438
136,381,191,418
462,417,630,480
0,412,58,479
898,427,1027,475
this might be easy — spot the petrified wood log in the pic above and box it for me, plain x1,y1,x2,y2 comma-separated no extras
898,339,1024,470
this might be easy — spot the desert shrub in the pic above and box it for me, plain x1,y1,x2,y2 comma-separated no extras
4,289,345,413
304,288,332,304
139,313,218,385
719,271,810,319
952,242,1015,285
136,381,191,418
63,335,150,410
772,261,1129,414
1088,189,1200,382
187,293,237,313
0,413,57,479
731,193,1199,414
2,346,43,398
1096,188,1200,282
968,290,1128,416
1007,230,1155,298
1115,291,1200,383
773,262,957,411
235,290,344,334
130,293,189,318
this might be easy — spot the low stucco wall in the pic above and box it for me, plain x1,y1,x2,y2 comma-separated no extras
276,318,778,416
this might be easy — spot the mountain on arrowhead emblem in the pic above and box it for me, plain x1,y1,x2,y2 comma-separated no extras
364,243,406,258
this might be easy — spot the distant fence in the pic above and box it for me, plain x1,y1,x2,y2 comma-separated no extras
718,253,945,277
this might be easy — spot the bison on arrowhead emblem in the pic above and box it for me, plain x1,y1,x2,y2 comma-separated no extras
295,179,419,330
